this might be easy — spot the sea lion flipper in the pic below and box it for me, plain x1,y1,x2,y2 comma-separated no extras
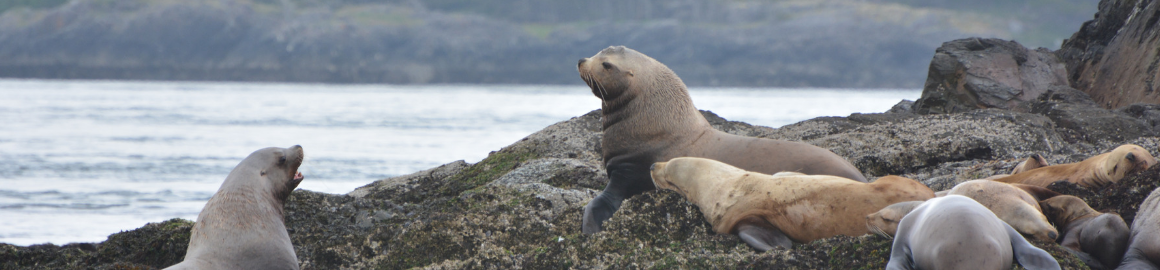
1006,222,1061,270
1063,249,1105,270
583,162,655,233
582,194,620,234
885,239,914,270
736,221,791,251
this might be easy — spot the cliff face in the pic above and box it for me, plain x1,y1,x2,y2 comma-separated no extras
1057,0,1160,109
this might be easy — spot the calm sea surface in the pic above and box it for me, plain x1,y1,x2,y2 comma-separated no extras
0,79,919,246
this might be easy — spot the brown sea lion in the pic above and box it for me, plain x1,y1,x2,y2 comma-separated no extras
886,195,1061,270
577,45,867,233
1039,195,1130,269
994,144,1156,188
1119,187,1160,269
985,154,1051,180
866,200,924,238
947,180,1058,242
164,145,305,270
649,157,931,251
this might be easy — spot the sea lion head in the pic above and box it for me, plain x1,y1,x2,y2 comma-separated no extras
1102,144,1156,184
228,145,306,203
866,200,924,238
650,157,744,195
1039,195,1099,229
1011,154,1049,174
578,46,683,103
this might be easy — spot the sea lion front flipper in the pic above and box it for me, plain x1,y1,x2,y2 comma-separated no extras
582,163,653,234
736,221,791,252
1007,222,1061,270
1063,249,1105,270
582,194,621,234
884,236,914,270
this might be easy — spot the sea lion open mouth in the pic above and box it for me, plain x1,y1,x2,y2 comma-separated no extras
293,172,304,181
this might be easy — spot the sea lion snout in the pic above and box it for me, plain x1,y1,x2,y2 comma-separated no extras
578,58,587,68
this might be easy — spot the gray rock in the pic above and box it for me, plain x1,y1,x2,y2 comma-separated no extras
914,38,1073,114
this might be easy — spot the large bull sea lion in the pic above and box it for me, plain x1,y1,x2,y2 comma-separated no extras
164,145,306,270
578,46,866,233
649,157,931,251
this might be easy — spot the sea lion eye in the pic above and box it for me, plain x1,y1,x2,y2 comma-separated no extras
279,156,287,165
602,62,613,69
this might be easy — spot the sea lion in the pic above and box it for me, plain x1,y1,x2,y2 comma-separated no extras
885,195,1061,270
984,154,1051,180
1119,187,1160,269
1039,195,1130,269
994,144,1156,188
164,145,305,270
866,200,924,238
649,157,932,251
947,180,1058,242
578,46,867,233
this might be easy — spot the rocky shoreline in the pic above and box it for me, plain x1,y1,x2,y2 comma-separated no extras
6,0,1160,269
3,94,1159,269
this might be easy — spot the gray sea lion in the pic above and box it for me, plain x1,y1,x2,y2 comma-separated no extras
1039,195,1130,269
578,46,867,233
886,195,1061,270
1119,187,1160,269
650,157,932,251
995,144,1156,188
947,180,1058,242
164,145,305,270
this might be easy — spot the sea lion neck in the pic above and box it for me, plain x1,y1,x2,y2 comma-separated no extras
600,70,709,139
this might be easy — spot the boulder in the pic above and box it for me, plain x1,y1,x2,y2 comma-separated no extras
913,38,1073,114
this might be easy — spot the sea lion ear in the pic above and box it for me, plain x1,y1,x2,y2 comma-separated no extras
627,70,634,77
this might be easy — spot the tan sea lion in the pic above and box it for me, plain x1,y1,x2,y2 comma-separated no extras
1039,195,1130,269
1119,187,1160,269
578,46,867,233
866,200,924,238
994,144,1156,188
164,145,305,270
947,180,1058,242
649,157,932,251
886,195,1061,270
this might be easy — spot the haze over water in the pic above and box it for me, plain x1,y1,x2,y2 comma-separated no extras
0,79,919,246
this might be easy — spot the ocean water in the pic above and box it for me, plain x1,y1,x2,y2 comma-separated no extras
0,79,919,246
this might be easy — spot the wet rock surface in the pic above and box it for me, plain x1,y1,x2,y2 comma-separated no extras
4,93,1157,269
